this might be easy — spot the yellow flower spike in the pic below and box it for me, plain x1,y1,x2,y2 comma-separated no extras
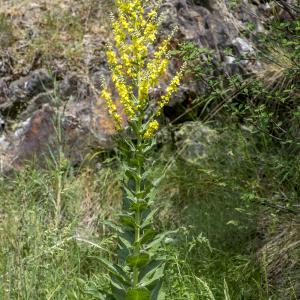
138,79,150,105
144,120,159,139
147,10,157,19
146,58,169,87
106,49,118,66
102,0,184,133
119,15,129,30
101,89,122,129
157,64,186,111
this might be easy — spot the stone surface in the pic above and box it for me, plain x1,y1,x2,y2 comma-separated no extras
174,121,217,164
0,102,115,173
0,0,284,171
232,37,254,55
0,69,53,118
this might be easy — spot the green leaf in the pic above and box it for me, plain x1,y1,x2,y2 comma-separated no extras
119,234,133,250
139,260,165,288
117,244,130,262
85,285,114,300
139,229,157,245
131,201,149,212
140,266,165,289
125,288,151,300
141,208,158,229
120,229,135,245
123,186,136,201
130,154,145,166
143,186,157,204
126,253,150,268
145,231,177,251
111,274,130,293
150,280,166,300
117,137,136,153
101,220,123,233
142,139,156,154
224,278,231,300
93,257,129,284
135,191,147,199
111,282,126,300
125,168,141,183
150,280,165,300
120,215,136,228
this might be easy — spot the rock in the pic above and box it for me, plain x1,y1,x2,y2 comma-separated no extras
0,54,13,77
9,69,52,99
0,102,115,173
174,121,217,164
0,0,277,171
224,55,236,64
155,0,266,110
0,69,53,118
18,92,55,120
0,62,121,173
59,72,89,101
232,37,254,55
0,78,10,105
0,113,5,133
161,0,239,47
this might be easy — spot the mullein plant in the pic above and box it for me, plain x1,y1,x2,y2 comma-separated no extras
99,1,184,299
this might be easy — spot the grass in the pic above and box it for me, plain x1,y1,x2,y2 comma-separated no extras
0,0,114,70
0,166,119,299
0,13,15,48
0,120,298,299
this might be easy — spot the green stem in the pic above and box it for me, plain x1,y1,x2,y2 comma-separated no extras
133,127,143,288
55,111,63,230
133,208,141,287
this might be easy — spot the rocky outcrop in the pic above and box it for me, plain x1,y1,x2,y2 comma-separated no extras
0,0,287,171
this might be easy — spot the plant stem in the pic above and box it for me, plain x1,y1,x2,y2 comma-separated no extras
133,129,143,288
133,208,141,287
55,112,63,230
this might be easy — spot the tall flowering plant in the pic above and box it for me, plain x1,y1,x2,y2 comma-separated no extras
99,1,184,299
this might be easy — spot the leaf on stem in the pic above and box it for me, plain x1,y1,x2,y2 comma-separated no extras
125,287,151,300
126,253,150,268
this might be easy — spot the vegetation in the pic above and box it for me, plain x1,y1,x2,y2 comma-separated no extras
0,0,299,299
98,1,185,298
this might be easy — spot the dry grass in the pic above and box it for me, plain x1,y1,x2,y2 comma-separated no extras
257,47,296,90
0,0,114,71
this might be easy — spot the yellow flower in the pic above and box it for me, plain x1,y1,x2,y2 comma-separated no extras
106,50,118,66
158,71,183,109
102,0,184,136
144,120,159,139
101,89,122,129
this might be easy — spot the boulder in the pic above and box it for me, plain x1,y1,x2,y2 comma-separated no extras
0,102,115,173
174,121,217,164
